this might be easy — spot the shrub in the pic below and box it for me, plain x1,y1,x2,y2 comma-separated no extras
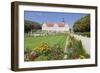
34,54,48,61
24,48,32,61
33,42,51,55
75,32,90,37
33,42,64,60
48,43,64,60
66,35,90,59
79,55,85,59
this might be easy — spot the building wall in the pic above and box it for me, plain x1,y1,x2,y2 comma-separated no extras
42,23,69,32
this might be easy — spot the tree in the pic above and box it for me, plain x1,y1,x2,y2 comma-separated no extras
24,20,42,33
73,14,90,32
24,23,31,33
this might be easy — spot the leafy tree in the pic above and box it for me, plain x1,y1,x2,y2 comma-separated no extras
73,14,90,32
24,24,31,33
24,20,42,33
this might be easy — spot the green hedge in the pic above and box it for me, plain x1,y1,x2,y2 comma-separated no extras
75,32,90,37
66,35,90,59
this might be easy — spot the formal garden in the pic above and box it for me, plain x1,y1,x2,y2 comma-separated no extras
24,14,90,61
24,31,89,61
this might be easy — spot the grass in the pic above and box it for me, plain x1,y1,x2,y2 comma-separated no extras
24,34,67,51
24,33,90,61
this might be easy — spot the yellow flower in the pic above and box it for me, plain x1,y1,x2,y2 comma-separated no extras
79,55,85,59
34,42,50,53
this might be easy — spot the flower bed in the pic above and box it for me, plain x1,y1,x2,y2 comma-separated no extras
65,34,90,59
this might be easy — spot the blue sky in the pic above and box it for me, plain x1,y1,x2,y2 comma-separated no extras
24,11,87,27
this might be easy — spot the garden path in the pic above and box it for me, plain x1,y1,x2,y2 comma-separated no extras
63,36,68,59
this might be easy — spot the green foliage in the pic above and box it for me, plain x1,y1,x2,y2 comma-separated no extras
35,54,48,61
24,24,31,33
24,34,66,61
33,43,64,61
24,33,90,61
66,35,90,59
48,43,64,60
73,14,90,32
24,34,66,50
24,49,31,61
33,42,51,55
75,32,90,37
24,20,42,33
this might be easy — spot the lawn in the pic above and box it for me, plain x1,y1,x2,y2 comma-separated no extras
24,33,90,61
24,34,67,51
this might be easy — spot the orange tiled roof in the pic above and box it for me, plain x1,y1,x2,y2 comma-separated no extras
44,22,66,27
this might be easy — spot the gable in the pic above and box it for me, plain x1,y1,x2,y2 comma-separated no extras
43,22,68,27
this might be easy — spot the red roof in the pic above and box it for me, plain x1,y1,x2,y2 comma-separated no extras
44,22,66,27
45,22,54,27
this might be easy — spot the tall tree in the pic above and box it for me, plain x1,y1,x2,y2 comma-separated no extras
24,20,42,33
73,14,90,32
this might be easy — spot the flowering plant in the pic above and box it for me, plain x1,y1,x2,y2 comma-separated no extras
34,42,51,54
